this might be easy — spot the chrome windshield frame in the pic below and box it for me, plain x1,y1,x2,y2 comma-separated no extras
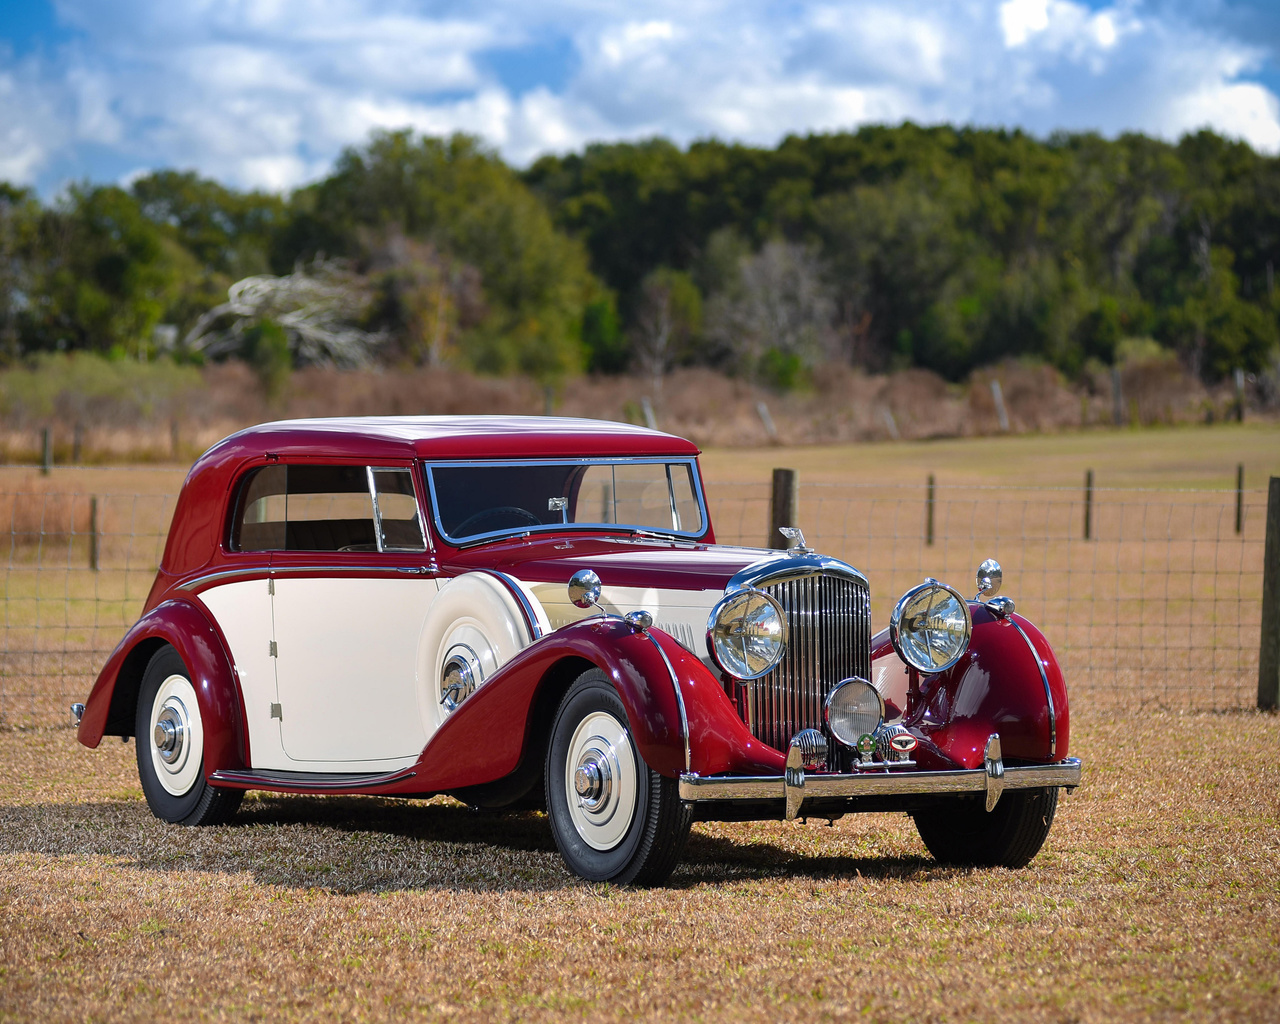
423,456,712,548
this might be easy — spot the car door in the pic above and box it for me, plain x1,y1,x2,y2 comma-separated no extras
269,463,440,768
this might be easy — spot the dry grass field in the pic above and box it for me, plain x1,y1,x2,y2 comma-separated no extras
1,709,1277,1023
1,422,1278,1021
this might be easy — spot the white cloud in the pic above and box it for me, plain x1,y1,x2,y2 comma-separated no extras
1001,0,1051,47
1,0,1277,193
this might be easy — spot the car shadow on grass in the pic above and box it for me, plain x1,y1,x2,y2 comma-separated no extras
0,798,943,893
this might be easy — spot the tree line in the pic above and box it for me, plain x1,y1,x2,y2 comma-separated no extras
1,124,1277,390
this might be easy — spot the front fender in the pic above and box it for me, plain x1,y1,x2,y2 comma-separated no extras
409,617,783,792
77,599,248,775
903,605,1070,770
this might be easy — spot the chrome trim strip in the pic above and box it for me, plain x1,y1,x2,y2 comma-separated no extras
423,457,711,547
1006,616,1057,758
473,569,544,641
727,552,869,593
677,757,1082,803
366,465,385,554
176,563,434,593
645,632,691,774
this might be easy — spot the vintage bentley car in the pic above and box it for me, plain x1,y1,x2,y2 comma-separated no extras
75,416,1081,884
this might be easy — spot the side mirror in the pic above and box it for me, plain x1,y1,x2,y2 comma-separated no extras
567,569,603,610
975,558,1002,599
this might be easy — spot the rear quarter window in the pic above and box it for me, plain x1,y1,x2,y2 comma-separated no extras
231,465,378,552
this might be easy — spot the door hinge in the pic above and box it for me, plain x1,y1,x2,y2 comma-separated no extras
268,641,278,657
270,703,282,720
268,577,275,595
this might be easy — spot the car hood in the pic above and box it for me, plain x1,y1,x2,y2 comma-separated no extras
442,534,778,594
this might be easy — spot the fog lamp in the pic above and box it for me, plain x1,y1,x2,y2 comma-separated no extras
824,677,885,749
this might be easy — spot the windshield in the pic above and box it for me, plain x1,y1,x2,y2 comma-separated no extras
428,460,706,543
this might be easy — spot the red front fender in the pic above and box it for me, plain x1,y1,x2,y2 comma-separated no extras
77,599,249,774
899,605,1070,770
406,618,783,793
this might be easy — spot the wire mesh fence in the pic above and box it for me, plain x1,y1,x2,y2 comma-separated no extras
1,487,177,726
0,477,1268,727
710,482,1267,710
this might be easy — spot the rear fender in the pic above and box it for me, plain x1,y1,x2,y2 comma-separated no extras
410,617,782,792
904,606,1070,770
77,599,248,774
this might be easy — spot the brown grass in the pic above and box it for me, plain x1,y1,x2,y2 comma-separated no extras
1,707,1277,1022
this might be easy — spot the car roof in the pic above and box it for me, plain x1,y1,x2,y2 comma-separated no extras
209,416,702,460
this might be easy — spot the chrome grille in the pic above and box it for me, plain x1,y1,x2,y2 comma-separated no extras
740,572,872,752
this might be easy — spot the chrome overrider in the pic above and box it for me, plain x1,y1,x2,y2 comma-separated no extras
678,731,1083,821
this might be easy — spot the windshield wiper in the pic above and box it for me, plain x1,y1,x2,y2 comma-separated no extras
626,527,682,541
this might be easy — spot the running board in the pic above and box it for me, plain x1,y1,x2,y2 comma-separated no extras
209,766,417,791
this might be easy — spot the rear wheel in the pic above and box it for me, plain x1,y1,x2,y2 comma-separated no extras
135,645,242,826
545,669,691,885
912,787,1059,869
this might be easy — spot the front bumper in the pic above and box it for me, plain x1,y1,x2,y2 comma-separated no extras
678,733,1082,820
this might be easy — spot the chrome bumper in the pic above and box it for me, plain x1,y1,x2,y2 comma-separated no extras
678,734,1082,820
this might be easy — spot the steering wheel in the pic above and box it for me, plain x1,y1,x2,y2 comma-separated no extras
452,506,542,538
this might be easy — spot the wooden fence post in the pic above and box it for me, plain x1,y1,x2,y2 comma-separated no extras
1236,464,1245,535
41,427,52,475
769,468,798,549
1084,468,1094,541
89,496,100,572
926,474,935,547
1259,476,1280,710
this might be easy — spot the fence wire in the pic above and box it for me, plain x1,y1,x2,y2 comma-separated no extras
0,481,1267,726
711,482,1266,710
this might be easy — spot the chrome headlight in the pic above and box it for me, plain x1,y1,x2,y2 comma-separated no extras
707,589,788,680
824,677,884,748
890,579,972,673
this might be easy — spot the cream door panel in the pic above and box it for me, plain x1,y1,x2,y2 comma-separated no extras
272,576,438,765
198,579,289,770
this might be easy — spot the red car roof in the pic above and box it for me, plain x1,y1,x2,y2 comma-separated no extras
210,416,701,460
158,417,702,577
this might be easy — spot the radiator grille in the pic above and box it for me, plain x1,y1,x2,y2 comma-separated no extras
739,572,872,752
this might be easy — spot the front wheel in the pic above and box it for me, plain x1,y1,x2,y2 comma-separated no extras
912,787,1059,869
545,669,692,885
135,645,242,826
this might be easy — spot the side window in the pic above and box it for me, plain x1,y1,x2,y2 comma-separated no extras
371,468,427,552
231,464,426,553
284,465,376,551
233,465,287,551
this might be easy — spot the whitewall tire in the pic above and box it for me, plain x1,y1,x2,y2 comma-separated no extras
545,668,692,885
135,645,242,826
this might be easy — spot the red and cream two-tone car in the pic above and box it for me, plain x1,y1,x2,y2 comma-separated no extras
75,416,1081,884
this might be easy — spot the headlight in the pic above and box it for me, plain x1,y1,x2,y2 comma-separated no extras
890,579,972,673
707,589,788,680
824,677,884,748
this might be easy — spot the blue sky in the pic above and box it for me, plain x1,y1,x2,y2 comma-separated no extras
1,0,1278,195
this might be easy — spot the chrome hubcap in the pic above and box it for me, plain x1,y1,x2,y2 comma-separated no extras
563,710,637,852
153,708,184,763
148,674,204,797
573,755,611,810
